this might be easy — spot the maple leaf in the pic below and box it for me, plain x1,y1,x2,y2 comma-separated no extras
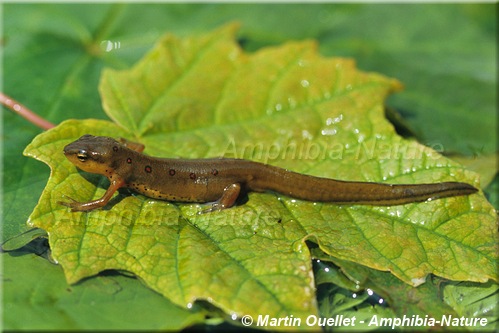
24,24,497,327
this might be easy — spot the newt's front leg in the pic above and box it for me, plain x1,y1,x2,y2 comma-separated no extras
59,178,125,212
119,138,145,153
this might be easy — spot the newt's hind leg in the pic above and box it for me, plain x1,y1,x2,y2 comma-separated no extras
200,183,241,214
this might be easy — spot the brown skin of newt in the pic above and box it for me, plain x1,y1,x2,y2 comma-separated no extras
59,134,478,212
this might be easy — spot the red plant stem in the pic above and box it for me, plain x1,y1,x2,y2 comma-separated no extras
0,92,55,130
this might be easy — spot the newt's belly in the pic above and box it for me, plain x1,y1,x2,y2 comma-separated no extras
125,175,240,203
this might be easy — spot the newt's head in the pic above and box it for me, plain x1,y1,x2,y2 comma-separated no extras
63,134,121,176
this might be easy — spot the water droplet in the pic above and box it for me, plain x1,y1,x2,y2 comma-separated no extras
298,59,307,67
228,49,239,61
324,267,330,273
231,313,238,320
301,130,313,140
275,103,282,111
411,277,426,286
292,241,303,253
278,128,291,136
321,129,337,136
50,257,59,265
300,79,310,88
419,220,426,226
326,115,343,125
100,40,113,52
367,288,373,296
187,303,193,309
352,293,357,298
379,298,384,304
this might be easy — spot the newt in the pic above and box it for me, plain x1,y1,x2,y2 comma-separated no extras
59,134,478,212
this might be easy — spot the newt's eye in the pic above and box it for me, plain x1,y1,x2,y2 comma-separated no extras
77,150,88,162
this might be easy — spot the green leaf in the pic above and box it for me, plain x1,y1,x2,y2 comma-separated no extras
22,25,497,327
2,253,207,330
443,281,498,331
1,228,47,251
5,4,497,331
450,153,498,190
313,249,499,332
316,4,497,156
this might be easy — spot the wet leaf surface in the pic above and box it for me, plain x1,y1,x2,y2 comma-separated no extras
4,4,497,331
22,25,497,326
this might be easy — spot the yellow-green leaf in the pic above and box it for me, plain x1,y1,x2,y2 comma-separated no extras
23,24,497,328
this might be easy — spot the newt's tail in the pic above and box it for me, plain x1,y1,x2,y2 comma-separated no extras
249,164,478,205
